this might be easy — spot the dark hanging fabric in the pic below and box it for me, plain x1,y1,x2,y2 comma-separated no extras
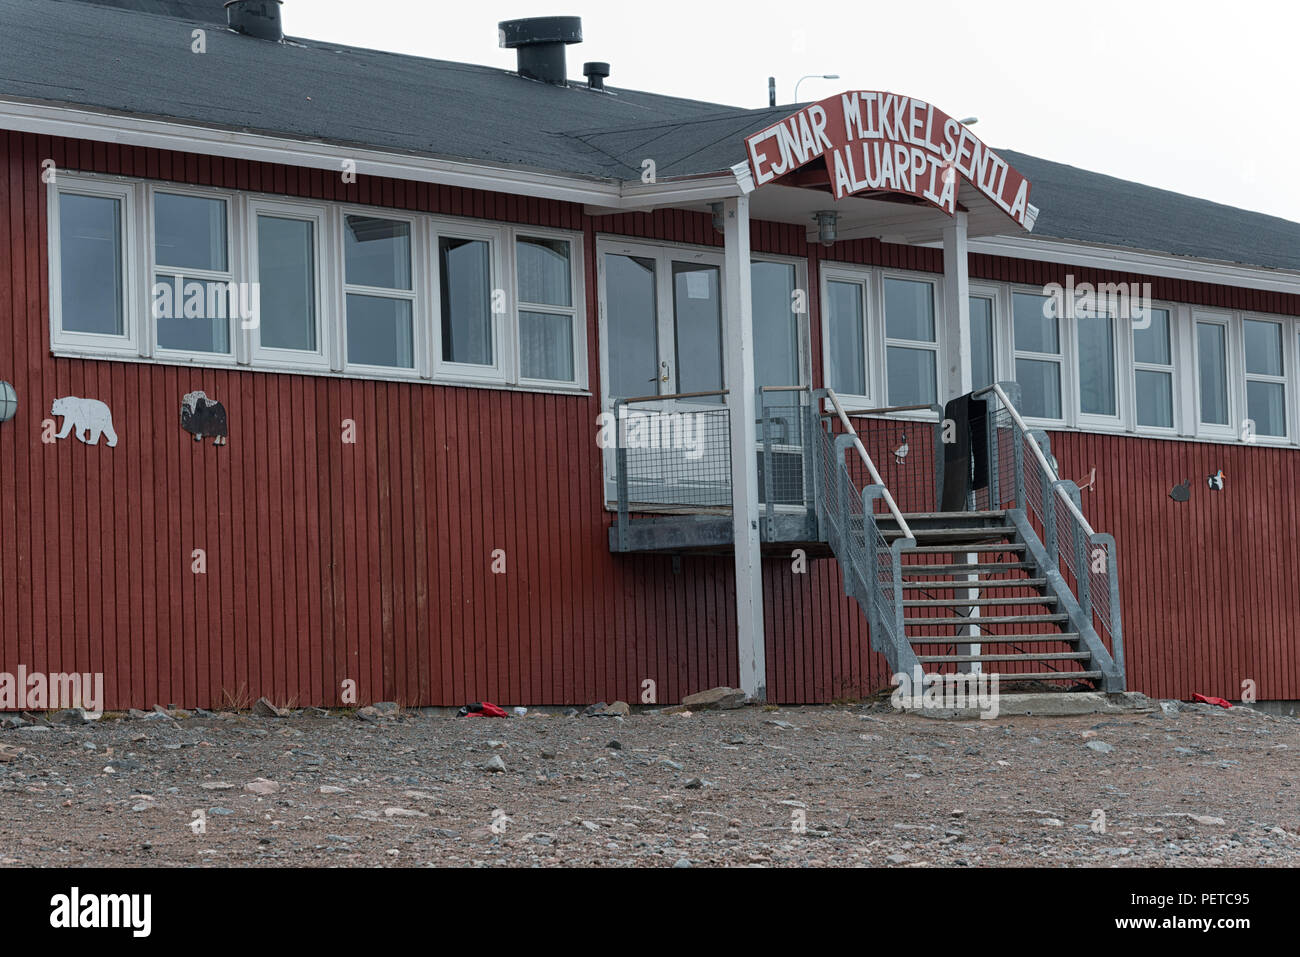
940,394,989,511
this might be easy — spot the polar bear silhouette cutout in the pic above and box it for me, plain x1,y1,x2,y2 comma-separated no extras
51,396,118,447
180,390,228,445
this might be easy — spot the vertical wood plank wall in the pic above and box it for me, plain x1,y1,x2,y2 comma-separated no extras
1,131,1297,707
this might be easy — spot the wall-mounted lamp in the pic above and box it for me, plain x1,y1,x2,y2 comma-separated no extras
0,381,16,423
710,201,725,232
814,210,839,247
958,116,979,126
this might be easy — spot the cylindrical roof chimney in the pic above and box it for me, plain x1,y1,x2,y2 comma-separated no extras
499,16,582,85
225,0,284,42
583,61,610,91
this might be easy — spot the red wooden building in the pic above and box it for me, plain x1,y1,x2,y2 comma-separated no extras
1,0,1298,710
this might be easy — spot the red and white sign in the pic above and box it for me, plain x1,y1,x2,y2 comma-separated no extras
744,91,1036,229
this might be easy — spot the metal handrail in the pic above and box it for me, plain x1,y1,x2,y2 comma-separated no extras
972,381,1096,537
837,403,936,417
823,388,914,540
615,388,730,405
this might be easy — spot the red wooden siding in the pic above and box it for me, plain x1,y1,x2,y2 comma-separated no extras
0,129,1297,708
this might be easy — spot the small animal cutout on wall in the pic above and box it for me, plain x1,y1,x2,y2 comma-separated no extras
1207,469,1225,491
181,391,228,446
51,396,118,447
1169,479,1191,502
893,432,909,464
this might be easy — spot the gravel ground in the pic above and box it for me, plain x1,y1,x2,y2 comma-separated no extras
1,698,1297,867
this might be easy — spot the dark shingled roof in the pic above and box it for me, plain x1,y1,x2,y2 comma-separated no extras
6,0,1299,275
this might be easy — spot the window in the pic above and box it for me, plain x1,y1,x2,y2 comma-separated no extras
153,190,233,356
343,214,415,371
968,294,995,391
883,278,937,406
671,262,724,399
752,260,801,388
1133,308,1174,429
252,203,324,367
826,277,867,396
50,172,585,393
1244,318,1286,437
1013,291,1062,420
517,235,578,384
1196,319,1230,427
438,235,495,369
51,181,136,353
605,254,659,398
1076,305,1117,418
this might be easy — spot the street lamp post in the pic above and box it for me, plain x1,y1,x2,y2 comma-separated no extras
793,73,839,103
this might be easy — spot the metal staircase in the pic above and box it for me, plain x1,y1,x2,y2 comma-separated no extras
813,384,1124,694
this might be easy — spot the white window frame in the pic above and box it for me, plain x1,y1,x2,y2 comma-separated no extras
1073,298,1124,429
147,183,240,365
431,218,508,383
1241,314,1289,442
967,283,1003,392
819,264,875,406
1192,311,1235,439
511,226,587,390
1129,303,1178,434
247,197,332,373
48,175,141,358
1011,287,1066,426
335,205,425,380
751,252,812,391
880,271,942,410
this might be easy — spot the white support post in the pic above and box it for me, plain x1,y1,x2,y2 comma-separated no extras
942,213,980,671
723,194,766,702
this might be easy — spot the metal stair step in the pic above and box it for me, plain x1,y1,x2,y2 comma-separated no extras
896,526,1019,540
898,511,1007,521
901,562,1036,574
906,543,1026,554
917,651,1091,664
903,596,1056,608
904,613,1069,626
909,633,1080,645
973,670,1104,682
902,578,1048,589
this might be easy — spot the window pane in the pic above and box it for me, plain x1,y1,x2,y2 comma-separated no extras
1136,369,1173,428
672,263,724,399
59,193,124,336
1197,323,1228,425
606,254,658,398
520,311,574,382
884,278,935,342
752,261,799,388
886,346,936,406
257,215,317,352
346,294,413,369
439,236,493,366
344,216,411,290
1078,311,1116,416
1014,358,1062,419
969,296,995,390
827,280,866,395
517,237,572,307
1247,380,1286,437
1134,307,1171,365
153,275,232,353
1013,291,1059,354
1244,319,1282,377
154,192,227,272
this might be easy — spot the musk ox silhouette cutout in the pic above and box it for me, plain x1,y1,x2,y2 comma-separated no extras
51,396,118,447
181,391,228,445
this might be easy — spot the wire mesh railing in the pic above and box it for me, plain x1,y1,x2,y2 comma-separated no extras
972,382,1124,685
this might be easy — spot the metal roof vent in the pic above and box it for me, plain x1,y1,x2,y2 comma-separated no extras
499,16,582,85
225,0,283,42
583,61,610,91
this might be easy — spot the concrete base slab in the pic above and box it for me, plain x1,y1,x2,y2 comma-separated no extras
903,691,1156,721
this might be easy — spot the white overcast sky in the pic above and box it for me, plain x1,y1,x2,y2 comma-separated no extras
287,0,1300,224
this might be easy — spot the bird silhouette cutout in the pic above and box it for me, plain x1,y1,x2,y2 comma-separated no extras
1207,469,1225,491
1169,479,1191,502
893,432,909,464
